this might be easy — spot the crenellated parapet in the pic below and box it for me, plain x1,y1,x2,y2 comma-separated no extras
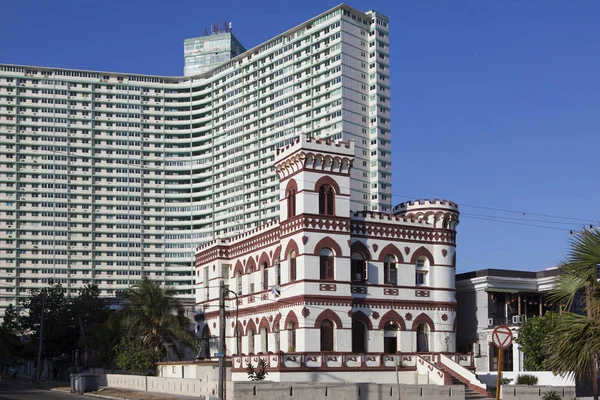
393,199,459,231
275,133,354,180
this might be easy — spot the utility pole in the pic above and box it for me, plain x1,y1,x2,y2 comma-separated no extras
218,280,225,400
35,289,46,382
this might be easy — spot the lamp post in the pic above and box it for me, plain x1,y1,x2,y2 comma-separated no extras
35,280,52,382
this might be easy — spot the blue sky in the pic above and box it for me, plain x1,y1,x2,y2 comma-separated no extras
1,1,598,273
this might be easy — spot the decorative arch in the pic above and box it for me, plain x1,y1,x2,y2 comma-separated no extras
377,244,404,263
272,246,282,265
244,257,257,275
258,316,271,333
272,313,282,331
410,246,435,266
350,241,372,260
285,178,298,193
284,310,299,329
314,309,343,329
245,318,258,336
378,310,406,330
313,237,343,258
351,310,373,330
314,175,340,194
411,313,436,332
233,260,244,277
258,252,270,269
234,320,244,336
283,239,299,260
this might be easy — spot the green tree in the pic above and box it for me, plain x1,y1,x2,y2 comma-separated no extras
114,338,160,375
515,311,557,370
546,228,600,400
72,285,111,369
114,277,199,360
0,304,23,368
19,285,78,360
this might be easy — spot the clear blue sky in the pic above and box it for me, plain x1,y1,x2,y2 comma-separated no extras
1,1,598,273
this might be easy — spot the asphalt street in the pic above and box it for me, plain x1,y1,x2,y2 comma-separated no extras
0,381,80,400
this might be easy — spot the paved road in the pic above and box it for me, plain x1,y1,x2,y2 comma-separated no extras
0,381,80,400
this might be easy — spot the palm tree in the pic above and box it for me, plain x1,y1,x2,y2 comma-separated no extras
546,228,600,400
115,277,199,360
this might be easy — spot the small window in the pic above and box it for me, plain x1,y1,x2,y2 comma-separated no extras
320,320,334,351
415,257,428,286
384,255,397,285
289,251,297,282
318,184,335,215
320,248,334,280
287,189,296,219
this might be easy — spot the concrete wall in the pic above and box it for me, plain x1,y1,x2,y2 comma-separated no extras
232,382,465,400
477,372,575,387
500,385,575,400
97,373,233,399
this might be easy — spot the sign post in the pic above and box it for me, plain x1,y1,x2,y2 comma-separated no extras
491,325,513,400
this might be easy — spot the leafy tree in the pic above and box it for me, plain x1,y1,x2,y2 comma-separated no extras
19,285,78,360
72,285,111,369
114,338,160,375
515,311,557,370
546,228,600,400
0,304,23,367
114,277,199,360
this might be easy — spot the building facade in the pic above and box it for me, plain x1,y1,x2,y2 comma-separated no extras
194,135,468,383
0,4,392,315
455,268,560,374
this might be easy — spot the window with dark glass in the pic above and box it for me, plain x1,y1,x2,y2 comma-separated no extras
318,184,335,215
319,248,334,280
287,189,296,218
320,320,334,351
289,250,297,281
351,252,368,283
261,261,268,291
384,255,397,285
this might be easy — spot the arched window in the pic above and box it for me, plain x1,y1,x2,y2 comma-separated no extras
289,250,297,282
261,261,268,291
236,327,243,355
275,258,281,286
248,264,255,293
384,255,397,285
351,319,367,353
287,189,296,219
248,328,255,354
287,321,297,352
260,327,269,353
415,257,428,286
416,323,429,352
318,184,335,215
320,320,334,351
319,248,334,280
236,271,242,295
384,322,398,354
351,252,368,283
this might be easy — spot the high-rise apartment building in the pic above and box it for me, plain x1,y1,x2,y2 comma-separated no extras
184,23,246,76
0,4,391,316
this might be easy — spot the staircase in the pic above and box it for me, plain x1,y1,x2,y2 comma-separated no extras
442,368,494,400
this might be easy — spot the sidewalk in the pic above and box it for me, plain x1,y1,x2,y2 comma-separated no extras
53,386,211,400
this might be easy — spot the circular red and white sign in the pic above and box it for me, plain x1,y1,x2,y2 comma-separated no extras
492,325,513,349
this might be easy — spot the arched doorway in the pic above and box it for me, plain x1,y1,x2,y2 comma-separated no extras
416,323,429,352
384,322,398,353
201,325,211,359
351,320,367,353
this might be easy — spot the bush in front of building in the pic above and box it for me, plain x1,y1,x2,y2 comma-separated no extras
516,374,539,385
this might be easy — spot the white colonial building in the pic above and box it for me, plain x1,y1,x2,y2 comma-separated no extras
194,135,483,386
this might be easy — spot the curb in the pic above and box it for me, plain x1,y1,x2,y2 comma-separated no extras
50,388,128,400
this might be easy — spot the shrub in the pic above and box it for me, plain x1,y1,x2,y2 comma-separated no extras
246,358,268,381
501,377,513,385
516,374,539,385
541,390,562,400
